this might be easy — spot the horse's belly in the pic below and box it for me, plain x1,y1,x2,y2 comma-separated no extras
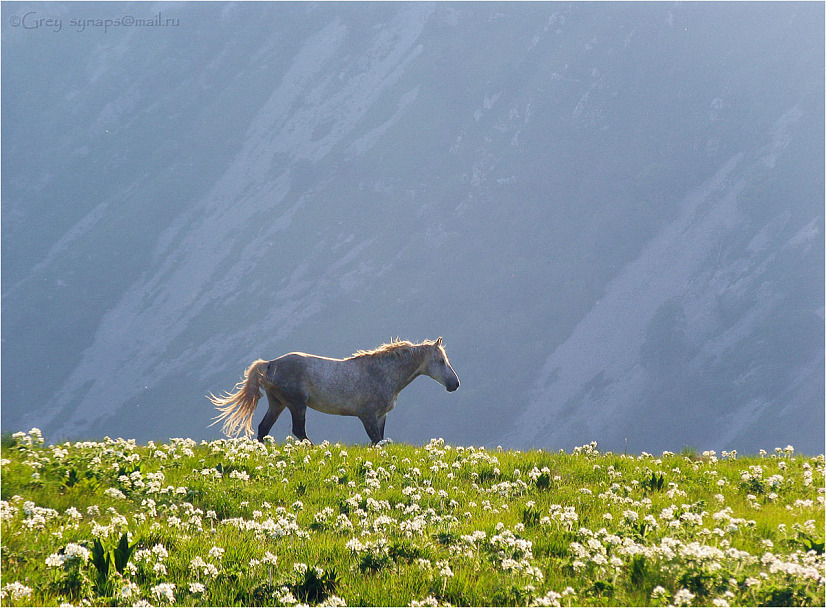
305,375,366,416
307,393,362,416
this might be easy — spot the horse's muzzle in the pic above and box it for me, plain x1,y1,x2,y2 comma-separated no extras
446,379,460,392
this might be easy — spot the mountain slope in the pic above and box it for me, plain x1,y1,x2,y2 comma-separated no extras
2,2,822,452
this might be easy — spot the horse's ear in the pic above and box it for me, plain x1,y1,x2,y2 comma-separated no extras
436,337,443,345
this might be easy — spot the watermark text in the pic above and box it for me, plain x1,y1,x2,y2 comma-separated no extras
8,11,180,34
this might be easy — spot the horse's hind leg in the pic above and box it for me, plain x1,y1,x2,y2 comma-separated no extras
258,390,286,443
287,404,311,444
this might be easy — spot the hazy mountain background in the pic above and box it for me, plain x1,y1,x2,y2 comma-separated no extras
2,1,823,454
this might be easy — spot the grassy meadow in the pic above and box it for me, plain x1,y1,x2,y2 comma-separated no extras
1,429,823,607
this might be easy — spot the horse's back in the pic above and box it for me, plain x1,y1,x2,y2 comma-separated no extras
269,353,369,416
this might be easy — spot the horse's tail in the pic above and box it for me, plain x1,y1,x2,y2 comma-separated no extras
209,359,269,438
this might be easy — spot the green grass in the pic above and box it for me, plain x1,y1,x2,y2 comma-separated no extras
1,430,823,607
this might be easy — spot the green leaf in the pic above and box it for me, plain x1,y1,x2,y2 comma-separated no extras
794,531,825,555
112,532,139,574
90,538,110,580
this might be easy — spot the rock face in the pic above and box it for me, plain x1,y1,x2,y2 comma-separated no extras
2,2,823,452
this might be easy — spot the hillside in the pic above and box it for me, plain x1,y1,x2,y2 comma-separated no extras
1,2,823,453
1,430,824,606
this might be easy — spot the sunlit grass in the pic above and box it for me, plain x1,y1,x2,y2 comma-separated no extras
1,430,823,606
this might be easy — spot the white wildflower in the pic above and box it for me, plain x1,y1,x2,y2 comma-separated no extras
46,552,65,568
673,588,695,606
152,544,169,560
151,582,176,603
119,580,140,600
1,582,33,601
534,590,562,607
410,595,445,607
437,560,454,578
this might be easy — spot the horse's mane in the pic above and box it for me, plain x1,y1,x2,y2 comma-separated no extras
349,338,437,360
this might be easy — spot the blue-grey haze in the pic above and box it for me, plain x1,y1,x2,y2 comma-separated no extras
2,1,823,453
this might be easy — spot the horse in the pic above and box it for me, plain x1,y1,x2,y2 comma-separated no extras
209,338,460,445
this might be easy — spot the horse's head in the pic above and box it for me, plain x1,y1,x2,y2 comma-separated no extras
423,337,460,392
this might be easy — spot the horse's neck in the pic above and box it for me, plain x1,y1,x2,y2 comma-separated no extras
374,349,426,393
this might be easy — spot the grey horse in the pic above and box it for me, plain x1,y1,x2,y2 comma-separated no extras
210,338,460,444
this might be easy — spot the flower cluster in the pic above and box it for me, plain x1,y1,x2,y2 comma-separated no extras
1,430,823,607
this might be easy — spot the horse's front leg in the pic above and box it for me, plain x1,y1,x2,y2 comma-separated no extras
359,413,383,445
